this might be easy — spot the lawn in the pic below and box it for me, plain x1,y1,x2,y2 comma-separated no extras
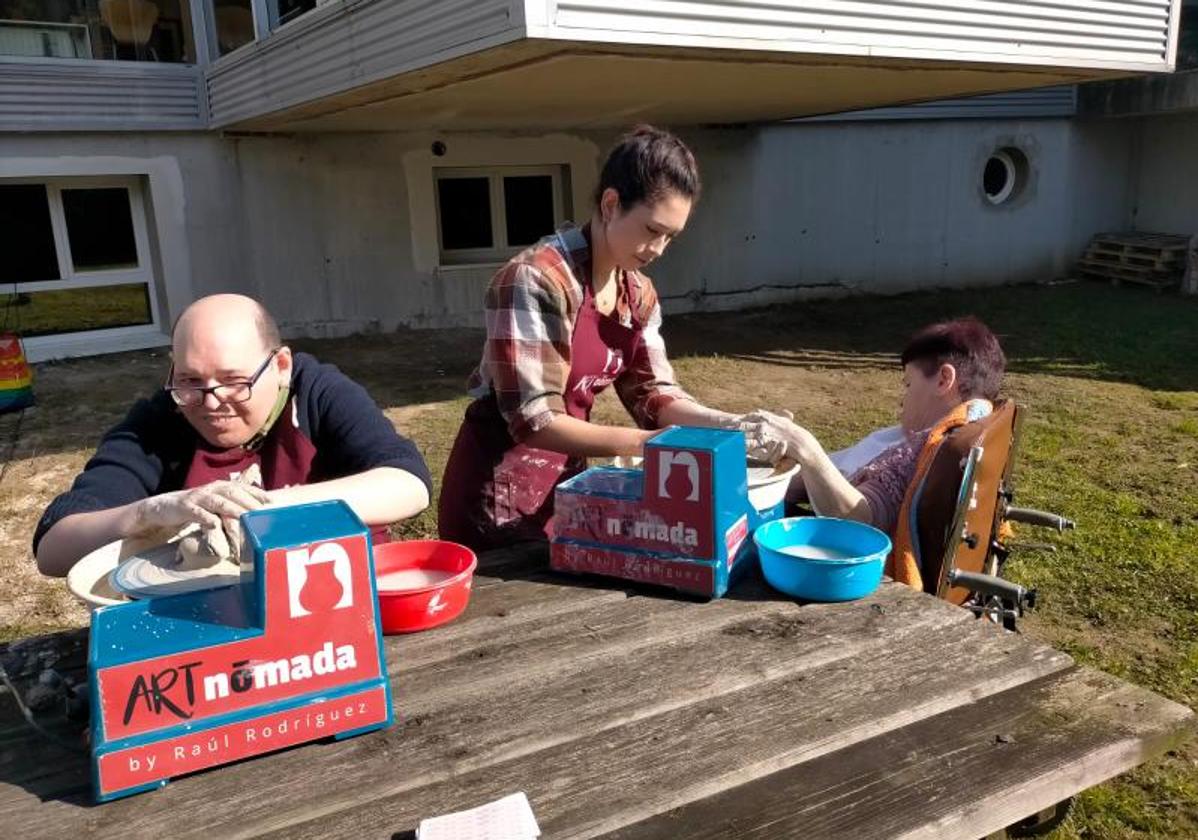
1,282,1195,837
2,284,152,337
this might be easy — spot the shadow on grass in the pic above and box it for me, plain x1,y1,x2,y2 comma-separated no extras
661,283,1198,393
0,328,485,462
5,283,1196,466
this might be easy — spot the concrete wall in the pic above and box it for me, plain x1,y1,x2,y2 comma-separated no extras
223,130,603,335
1128,111,1198,235
0,129,602,340
1080,69,1198,118
1,116,1144,353
650,118,1135,313
0,131,248,356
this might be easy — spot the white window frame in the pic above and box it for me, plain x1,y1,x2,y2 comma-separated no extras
434,165,565,266
982,150,1018,206
3,175,163,353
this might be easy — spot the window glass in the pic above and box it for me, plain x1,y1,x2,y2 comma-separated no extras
62,187,139,271
437,177,493,251
503,175,555,247
213,0,255,55
0,184,60,283
0,1,195,62
1181,0,1198,70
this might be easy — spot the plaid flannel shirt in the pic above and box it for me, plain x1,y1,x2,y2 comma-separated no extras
467,223,694,442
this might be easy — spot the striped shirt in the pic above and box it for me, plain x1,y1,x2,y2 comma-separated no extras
466,223,693,441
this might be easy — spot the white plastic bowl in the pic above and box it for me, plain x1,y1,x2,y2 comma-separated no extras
67,533,189,610
747,459,801,511
608,454,799,512
67,538,138,610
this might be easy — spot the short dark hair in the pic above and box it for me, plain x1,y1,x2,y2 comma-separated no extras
594,124,701,211
900,317,1006,401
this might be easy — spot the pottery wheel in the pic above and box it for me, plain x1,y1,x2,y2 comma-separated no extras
747,457,799,485
109,541,241,599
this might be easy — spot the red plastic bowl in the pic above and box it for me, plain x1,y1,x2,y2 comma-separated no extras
372,540,477,634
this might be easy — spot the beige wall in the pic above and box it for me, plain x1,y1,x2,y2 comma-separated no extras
1,117,1145,352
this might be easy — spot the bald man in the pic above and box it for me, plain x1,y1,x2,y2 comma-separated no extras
34,294,432,577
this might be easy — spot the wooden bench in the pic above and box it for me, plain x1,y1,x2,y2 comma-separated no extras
1,547,1193,839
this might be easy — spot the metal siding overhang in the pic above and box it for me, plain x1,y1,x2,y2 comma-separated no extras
201,0,1179,132
205,0,525,128
800,85,1078,122
544,0,1178,72
0,60,204,132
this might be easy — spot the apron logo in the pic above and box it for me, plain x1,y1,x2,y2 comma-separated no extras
286,542,354,618
571,350,626,396
602,348,624,376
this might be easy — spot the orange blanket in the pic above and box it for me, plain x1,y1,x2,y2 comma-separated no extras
885,400,990,590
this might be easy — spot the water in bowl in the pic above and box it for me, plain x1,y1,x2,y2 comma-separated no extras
777,544,856,561
376,568,455,591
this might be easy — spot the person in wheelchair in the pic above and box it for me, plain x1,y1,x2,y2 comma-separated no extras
750,317,1006,580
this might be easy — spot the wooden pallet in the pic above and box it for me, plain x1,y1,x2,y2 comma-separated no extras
1075,232,1189,290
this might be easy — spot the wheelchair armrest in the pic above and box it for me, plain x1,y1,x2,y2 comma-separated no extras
946,569,1036,610
1006,506,1075,532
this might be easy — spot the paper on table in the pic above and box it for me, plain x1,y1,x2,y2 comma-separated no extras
416,791,540,840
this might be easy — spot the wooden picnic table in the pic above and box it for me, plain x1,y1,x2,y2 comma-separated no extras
1,545,1193,839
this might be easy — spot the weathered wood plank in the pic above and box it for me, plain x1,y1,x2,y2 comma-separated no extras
391,575,632,671
57,589,902,837
0,570,671,812
1,583,963,838
0,719,89,798
0,576,1101,840
391,588,793,712
241,605,1070,838
602,666,1196,840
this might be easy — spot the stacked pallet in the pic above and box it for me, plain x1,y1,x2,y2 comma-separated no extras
1075,232,1191,290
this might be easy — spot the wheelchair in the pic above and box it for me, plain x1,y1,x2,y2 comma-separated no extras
911,399,1075,632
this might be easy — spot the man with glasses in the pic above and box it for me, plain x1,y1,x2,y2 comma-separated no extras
33,294,432,577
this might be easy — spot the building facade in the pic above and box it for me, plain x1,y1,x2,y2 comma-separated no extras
0,1,1186,359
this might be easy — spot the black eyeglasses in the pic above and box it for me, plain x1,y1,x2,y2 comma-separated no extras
165,349,280,407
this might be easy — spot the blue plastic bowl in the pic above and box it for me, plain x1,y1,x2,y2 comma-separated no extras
753,517,891,602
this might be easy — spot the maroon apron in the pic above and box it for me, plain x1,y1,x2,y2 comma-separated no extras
180,398,391,544
439,279,643,551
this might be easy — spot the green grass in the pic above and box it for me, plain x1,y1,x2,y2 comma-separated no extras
2,281,1196,836
2,284,151,337
659,283,1198,839
332,282,1198,838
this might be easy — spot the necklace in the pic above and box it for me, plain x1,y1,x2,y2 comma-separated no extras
593,273,618,316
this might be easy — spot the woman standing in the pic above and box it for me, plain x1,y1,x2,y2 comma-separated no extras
439,126,765,551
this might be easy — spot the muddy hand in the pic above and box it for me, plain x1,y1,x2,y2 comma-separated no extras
738,416,788,464
740,408,805,464
132,480,270,540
